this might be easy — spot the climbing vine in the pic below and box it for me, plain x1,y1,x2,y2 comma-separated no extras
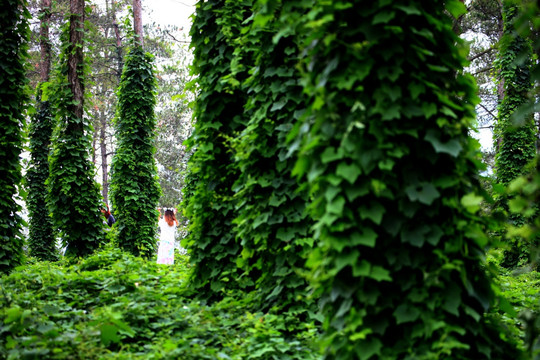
228,1,315,312
183,0,252,298
290,1,520,358
493,1,536,268
109,41,161,259
26,99,58,261
0,0,30,273
47,19,105,257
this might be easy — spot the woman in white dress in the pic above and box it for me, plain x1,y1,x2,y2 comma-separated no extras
157,207,178,265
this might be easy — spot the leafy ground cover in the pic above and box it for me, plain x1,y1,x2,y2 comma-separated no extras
487,249,540,355
0,247,319,359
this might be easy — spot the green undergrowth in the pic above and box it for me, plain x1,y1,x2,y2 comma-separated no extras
488,249,540,356
0,247,320,359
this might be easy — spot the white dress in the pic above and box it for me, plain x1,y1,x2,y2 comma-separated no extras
157,218,176,265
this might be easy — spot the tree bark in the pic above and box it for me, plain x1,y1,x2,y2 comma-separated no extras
133,0,143,46
100,109,109,204
112,0,123,80
39,0,52,84
69,0,85,126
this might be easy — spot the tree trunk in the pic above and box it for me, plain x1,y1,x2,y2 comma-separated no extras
69,0,85,127
133,0,143,46
39,0,52,83
100,111,109,204
495,0,505,152
112,0,123,79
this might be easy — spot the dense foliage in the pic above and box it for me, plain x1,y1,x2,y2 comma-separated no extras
290,1,520,358
0,0,30,273
26,99,58,261
2,1,539,359
0,247,319,360
46,19,105,257
227,2,315,312
109,43,161,258
493,1,537,269
184,0,524,358
183,0,252,298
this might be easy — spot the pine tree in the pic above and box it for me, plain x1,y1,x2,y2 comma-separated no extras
47,0,105,257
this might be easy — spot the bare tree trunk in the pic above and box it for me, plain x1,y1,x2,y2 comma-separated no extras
100,111,109,204
69,0,85,129
133,0,143,46
495,0,504,152
112,0,123,80
39,0,52,83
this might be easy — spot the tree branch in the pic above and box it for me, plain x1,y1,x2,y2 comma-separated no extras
468,46,495,62
478,102,498,121
473,66,494,76
165,30,190,44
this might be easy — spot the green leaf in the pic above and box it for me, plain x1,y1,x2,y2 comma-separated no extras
394,303,421,324
100,324,121,346
372,11,395,25
321,146,343,163
351,228,377,247
336,162,362,184
359,203,385,225
461,193,483,213
443,289,461,316
326,196,346,215
370,266,392,282
405,183,440,205
445,0,467,19
508,197,529,214
401,225,430,247
421,103,437,119
424,131,462,157
395,5,422,15
498,296,517,317
335,250,359,272
356,338,382,360
276,227,295,242
353,260,371,277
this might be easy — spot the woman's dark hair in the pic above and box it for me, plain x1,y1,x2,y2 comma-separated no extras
101,206,111,218
164,209,177,227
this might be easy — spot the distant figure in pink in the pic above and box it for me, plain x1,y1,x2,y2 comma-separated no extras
157,207,178,265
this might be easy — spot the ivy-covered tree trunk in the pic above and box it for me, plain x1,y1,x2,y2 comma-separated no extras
493,1,536,269
290,1,520,358
47,0,105,257
183,0,251,298
228,1,315,312
26,0,58,262
0,0,30,273
109,43,161,258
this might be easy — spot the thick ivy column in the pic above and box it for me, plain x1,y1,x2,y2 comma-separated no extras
292,1,520,358
184,0,252,298
110,44,161,258
229,1,314,312
48,16,105,257
493,2,536,268
0,0,30,273
27,100,58,261
26,0,57,262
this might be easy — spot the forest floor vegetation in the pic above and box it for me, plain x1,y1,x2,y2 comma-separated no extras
0,246,319,359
